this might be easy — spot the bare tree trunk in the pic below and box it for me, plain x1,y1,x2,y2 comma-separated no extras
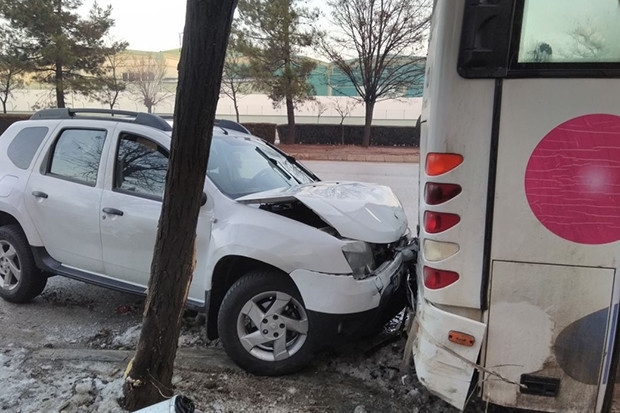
121,0,237,410
232,87,240,122
286,94,295,144
362,100,374,147
55,60,65,108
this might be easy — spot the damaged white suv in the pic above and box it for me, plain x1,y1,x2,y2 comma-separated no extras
0,108,416,374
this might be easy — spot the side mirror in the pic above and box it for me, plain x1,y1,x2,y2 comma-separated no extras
200,192,207,206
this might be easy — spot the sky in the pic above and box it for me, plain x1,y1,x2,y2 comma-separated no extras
101,0,186,51
98,0,326,52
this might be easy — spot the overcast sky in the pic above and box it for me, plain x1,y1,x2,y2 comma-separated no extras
99,0,326,52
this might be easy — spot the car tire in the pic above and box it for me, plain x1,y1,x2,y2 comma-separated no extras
218,270,315,376
0,225,47,303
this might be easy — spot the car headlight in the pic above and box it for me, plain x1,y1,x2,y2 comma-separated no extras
342,241,375,280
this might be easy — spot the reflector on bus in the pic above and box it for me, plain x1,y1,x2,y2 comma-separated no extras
425,153,463,176
423,266,459,289
424,211,460,233
425,182,462,205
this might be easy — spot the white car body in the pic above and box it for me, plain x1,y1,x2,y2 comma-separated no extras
0,109,415,374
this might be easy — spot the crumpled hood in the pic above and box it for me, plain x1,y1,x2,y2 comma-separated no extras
236,181,408,243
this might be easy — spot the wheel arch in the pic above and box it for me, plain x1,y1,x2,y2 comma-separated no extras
0,207,43,247
206,255,292,340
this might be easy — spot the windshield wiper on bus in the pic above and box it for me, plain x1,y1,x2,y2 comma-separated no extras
254,147,299,183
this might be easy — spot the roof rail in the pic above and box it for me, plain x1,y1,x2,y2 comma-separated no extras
30,108,173,132
215,119,251,135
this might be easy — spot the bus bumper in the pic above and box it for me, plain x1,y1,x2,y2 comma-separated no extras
411,298,486,410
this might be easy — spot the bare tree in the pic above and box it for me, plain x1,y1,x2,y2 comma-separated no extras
221,39,251,122
92,43,129,110
121,0,238,409
128,53,174,113
331,98,359,144
313,100,329,123
321,0,430,146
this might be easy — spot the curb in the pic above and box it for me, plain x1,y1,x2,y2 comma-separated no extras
26,347,238,372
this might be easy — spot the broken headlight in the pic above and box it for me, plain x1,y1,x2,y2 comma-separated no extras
342,241,375,280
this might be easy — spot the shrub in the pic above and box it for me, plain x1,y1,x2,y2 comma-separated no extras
0,114,30,136
243,122,277,143
276,123,419,146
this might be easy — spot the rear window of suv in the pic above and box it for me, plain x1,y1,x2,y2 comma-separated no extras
7,127,49,169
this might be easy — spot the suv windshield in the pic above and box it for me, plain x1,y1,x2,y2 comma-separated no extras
207,135,317,199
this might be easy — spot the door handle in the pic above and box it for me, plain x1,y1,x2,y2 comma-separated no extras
31,191,48,199
102,207,124,216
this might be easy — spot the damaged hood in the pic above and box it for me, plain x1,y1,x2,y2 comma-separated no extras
236,181,408,243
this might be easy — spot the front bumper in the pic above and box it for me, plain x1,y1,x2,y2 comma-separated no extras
289,241,417,340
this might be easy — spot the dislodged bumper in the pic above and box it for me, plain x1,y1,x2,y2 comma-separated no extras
289,240,416,315
411,299,486,410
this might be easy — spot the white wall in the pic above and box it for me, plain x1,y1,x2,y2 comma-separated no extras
5,89,422,126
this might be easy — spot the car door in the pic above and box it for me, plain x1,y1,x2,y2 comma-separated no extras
99,127,213,298
24,124,110,273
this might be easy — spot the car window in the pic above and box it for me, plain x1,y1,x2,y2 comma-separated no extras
48,129,106,186
7,127,49,170
207,136,316,199
114,133,168,199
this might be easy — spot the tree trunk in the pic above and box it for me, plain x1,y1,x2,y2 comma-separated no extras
120,0,237,410
55,60,65,108
232,87,240,122
1,99,6,114
362,100,375,147
285,94,295,144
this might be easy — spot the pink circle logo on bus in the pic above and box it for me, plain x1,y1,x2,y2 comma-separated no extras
524,114,620,245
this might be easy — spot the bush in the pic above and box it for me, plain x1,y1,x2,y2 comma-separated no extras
0,114,30,136
276,123,419,146
242,122,277,143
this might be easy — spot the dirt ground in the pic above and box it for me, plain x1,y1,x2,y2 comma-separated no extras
275,144,419,163
0,277,524,413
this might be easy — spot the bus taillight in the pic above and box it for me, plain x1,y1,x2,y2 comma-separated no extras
425,182,462,205
424,211,460,233
425,153,463,176
423,266,459,289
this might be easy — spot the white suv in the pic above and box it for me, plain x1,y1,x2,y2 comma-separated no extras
0,108,416,375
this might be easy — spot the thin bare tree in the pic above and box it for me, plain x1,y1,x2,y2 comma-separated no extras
331,98,359,144
221,39,251,122
321,0,430,146
92,42,129,110
128,53,174,113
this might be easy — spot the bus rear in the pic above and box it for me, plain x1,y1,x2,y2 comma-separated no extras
412,1,620,412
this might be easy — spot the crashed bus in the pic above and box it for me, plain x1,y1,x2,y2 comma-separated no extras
411,1,620,412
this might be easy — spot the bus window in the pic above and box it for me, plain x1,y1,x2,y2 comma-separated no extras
518,0,620,64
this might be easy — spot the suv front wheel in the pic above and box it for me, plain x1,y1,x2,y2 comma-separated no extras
218,270,315,375
0,225,47,303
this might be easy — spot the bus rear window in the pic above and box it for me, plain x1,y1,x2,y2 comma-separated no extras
518,0,620,64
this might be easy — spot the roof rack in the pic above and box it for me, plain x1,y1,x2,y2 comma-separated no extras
214,119,251,135
30,108,173,132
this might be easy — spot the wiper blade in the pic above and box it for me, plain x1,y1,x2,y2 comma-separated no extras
255,147,296,182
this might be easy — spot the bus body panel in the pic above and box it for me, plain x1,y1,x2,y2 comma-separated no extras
492,78,620,268
485,261,614,412
418,0,493,310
